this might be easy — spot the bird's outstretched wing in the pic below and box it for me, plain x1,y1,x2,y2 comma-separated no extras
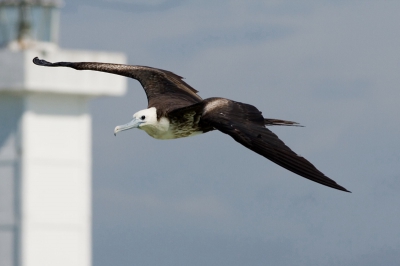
197,98,350,192
33,57,202,115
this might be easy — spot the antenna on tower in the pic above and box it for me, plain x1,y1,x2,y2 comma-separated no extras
17,0,31,43
0,0,62,49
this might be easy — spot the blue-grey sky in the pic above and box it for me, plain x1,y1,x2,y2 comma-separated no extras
59,1,400,265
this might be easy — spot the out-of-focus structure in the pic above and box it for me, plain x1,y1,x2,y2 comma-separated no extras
0,1,127,266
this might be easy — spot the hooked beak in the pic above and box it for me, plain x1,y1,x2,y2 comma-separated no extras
114,118,142,136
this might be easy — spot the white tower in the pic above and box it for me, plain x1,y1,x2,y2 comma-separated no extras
0,1,127,266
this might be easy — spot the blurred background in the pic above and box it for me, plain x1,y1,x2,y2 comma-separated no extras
1,1,400,266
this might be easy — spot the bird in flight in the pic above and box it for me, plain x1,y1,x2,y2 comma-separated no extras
33,57,350,192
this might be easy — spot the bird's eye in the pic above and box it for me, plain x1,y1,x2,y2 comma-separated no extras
141,115,146,120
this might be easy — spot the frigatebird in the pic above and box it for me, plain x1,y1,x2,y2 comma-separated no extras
33,57,350,192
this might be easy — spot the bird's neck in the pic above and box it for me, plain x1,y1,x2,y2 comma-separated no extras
141,117,175,140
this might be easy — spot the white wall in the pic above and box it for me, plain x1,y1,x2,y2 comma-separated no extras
0,49,126,266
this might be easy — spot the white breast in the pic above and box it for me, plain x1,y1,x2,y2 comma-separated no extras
141,117,174,139
142,117,203,140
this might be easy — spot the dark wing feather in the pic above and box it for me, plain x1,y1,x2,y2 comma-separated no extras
200,98,350,192
32,57,202,114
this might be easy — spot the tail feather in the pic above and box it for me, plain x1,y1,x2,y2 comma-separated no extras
264,118,303,127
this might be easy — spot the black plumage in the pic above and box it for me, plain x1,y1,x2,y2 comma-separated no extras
33,57,350,192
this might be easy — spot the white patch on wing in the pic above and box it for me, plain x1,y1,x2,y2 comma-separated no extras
203,98,229,114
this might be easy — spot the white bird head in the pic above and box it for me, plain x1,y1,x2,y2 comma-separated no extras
114,107,158,135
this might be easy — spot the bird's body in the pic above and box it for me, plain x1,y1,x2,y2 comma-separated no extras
33,57,350,192
132,106,206,140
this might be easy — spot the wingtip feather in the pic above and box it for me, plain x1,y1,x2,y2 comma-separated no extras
33,57,53,66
